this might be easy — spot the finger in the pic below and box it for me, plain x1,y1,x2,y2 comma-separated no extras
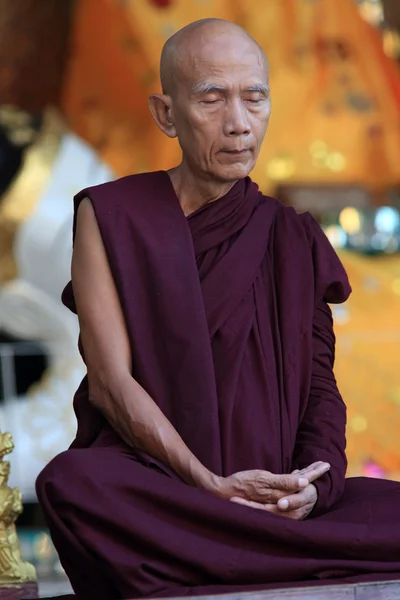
277,485,317,512
291,462,323,476
297,462,330,483
296,462,325,475
263,504,306,520
231,497,310,521
253,466,327,501
268,473,310,492
231,498,286,517
279,508,308,521
261,488,297,503
230,497,269,511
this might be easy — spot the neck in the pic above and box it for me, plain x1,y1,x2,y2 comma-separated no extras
167,162,237,217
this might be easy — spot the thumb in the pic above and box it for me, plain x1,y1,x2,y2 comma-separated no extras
269,473,309,491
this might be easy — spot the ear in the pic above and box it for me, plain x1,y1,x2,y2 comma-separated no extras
148,94,177,138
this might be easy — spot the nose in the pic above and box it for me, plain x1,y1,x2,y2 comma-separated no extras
224,99,251,137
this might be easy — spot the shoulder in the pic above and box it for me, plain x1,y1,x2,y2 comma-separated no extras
74,170,166,209
259,193,312,243
70,171,165,242
259,194,332,247
260,194,351,303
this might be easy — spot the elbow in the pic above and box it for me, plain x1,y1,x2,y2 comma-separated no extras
87,374,110,412
87,367,128,413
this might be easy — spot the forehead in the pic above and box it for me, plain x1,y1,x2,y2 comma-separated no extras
182,34,267,87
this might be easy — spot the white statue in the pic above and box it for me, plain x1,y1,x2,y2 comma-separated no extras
0,107,114,500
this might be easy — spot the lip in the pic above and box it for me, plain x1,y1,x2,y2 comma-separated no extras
221,149,250,154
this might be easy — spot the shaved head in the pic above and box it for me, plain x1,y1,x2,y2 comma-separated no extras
149,18,271,187
160,19,268,97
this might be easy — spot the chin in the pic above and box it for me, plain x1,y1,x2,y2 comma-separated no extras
214,162,253,182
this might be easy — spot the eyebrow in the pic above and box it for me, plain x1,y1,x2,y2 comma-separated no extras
247,84,270,94
191,82,270,95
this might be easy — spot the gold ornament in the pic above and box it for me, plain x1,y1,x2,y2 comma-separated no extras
0,432,36,586
0,107,65,283
0,106,38,148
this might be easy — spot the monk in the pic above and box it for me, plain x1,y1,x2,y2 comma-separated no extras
36,18,400,600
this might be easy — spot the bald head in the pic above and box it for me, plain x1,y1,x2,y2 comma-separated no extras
160,19,268,97
149,18,271,185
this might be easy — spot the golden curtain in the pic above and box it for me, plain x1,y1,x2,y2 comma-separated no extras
62,0,400,191
333,251,400,480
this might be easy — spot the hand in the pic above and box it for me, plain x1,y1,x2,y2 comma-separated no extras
231,482,318,521
211,461,329,505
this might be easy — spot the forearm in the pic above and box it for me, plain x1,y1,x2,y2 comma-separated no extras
292,301,347,515
292,386,347,475
292,378,347,516
292,434,346,517
89,370,218,491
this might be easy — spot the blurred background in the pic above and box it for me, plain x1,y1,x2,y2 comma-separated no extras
0,0,400,592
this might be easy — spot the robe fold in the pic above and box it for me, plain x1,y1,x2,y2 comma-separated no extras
36,172,400,599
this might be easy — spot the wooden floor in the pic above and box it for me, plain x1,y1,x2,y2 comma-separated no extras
165,580,400,600
0,582,37,599
38,581,400,599
38,579,400,599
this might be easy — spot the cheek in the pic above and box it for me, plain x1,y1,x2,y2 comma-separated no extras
192,106,223,130
191,118,219,151
178,123,216,163
176,114,204,149
252,109,271,140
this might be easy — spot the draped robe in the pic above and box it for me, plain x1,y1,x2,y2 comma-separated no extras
36,172,400,599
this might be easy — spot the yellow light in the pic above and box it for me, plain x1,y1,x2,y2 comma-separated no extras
326,152,346,172
391,388,400,407
267,156,295,180
358,1,384,27
312,156,327,169
349,415,368,433
383,29,400,58
324,225,347,249
339,207,362,235
392,278,400,295
309,140,328,158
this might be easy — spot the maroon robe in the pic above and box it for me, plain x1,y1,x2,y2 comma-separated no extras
36,172,400,599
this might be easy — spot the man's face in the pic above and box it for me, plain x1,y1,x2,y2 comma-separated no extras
171,33,271,182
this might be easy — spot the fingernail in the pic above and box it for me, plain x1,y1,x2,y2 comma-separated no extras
279,499,289,510
298,477,309,487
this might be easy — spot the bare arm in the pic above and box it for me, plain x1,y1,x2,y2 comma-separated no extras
72,197,217,491
72,197,323,505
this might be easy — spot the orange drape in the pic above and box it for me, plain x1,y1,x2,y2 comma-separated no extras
62,0,400,191
334,251,400,480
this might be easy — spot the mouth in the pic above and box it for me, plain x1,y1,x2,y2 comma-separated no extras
221,149,250,155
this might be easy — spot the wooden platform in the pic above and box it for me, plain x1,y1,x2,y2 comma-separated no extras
40,579,400,599
0,582,38,599
166,580,400,600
